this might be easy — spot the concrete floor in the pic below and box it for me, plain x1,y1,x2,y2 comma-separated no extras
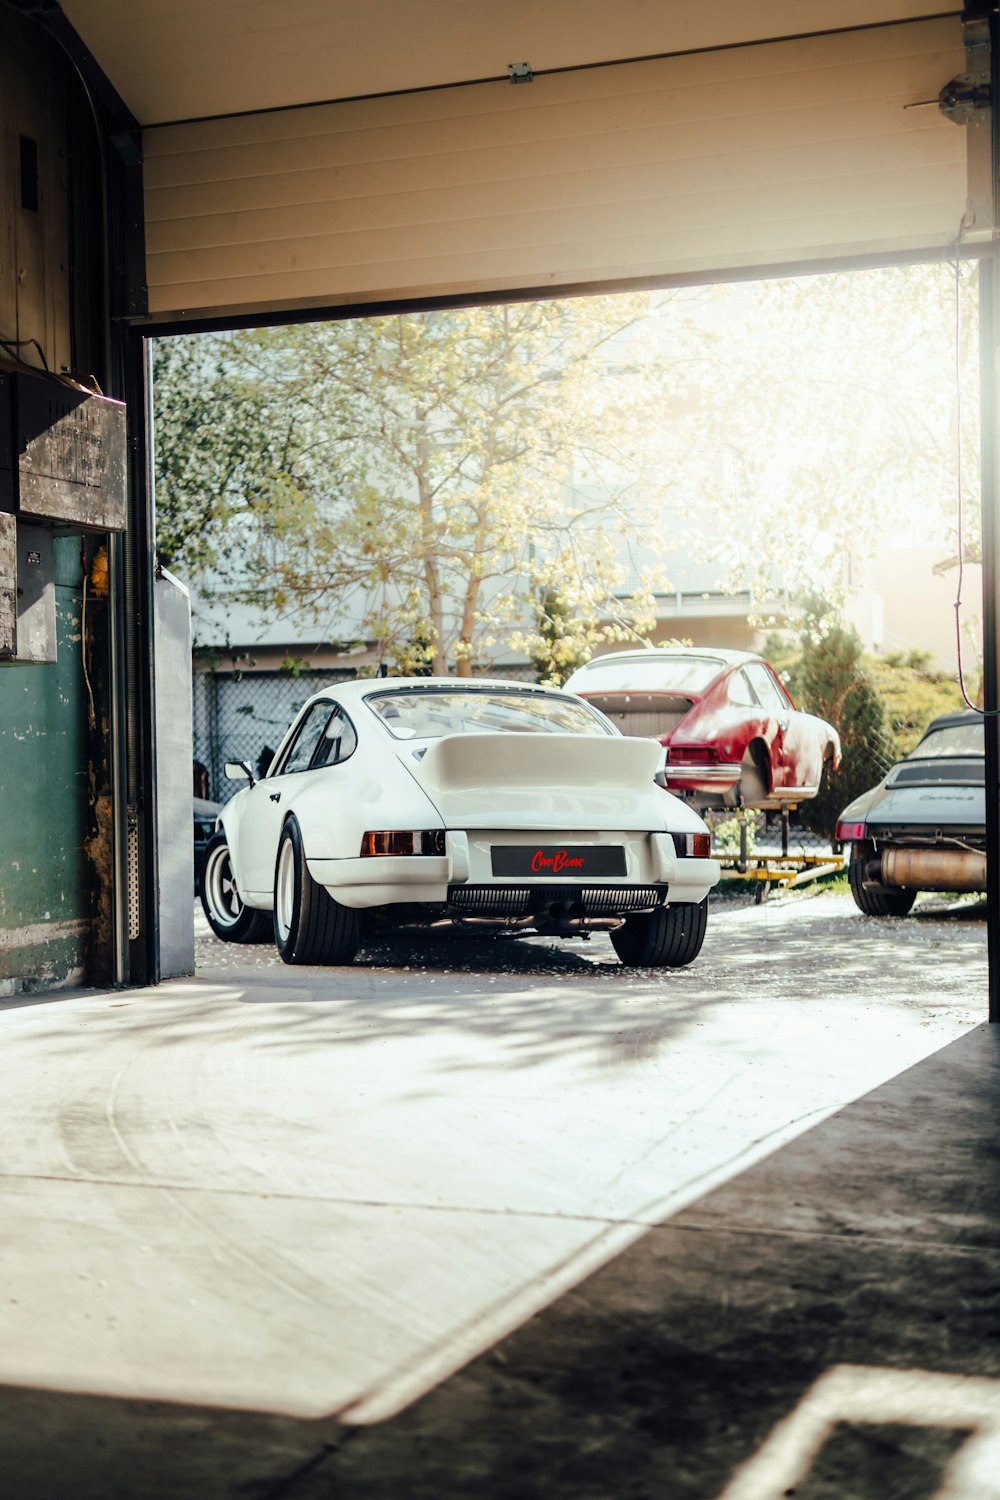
0,890,995,1498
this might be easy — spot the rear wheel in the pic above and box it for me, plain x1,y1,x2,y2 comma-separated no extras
848,846,916,918
738,745,769,806
200,831,270,942
611,899,708,968
274,816,361,965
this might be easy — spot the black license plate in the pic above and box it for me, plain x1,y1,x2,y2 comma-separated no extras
491,844,626,878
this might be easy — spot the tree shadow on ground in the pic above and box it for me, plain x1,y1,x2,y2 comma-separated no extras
0,1024,996,1500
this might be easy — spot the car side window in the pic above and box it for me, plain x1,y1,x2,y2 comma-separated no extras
746,664,785,713
312,704,358,767
280,702,334,775
728,671,756,707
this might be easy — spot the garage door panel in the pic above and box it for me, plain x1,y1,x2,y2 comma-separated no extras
158,192,967,322
144,17,967,320
150,161,967,313
146,88,960,235
147,129,965,271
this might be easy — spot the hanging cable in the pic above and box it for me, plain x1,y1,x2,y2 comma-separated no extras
0,334,49,370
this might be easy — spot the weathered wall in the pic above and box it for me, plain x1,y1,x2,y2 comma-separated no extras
0,535,89,993
1,7,117,995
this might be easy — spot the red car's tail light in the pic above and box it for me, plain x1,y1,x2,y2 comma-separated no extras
672,832,713,858
668,745,719,764
834,821,866,843
360,831,445,857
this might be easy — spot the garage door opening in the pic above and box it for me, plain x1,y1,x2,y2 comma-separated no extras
148,257,986,968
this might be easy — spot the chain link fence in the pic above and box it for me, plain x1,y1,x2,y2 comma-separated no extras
704,808,835,860
193,668,357,803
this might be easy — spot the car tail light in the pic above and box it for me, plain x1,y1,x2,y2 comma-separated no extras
668,745,718,764
672,832,713,858
360,830,445,857
834,820,866,843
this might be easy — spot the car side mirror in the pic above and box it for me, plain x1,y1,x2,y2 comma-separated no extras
225,760,255,788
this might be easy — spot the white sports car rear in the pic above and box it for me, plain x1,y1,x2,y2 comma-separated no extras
200,678,720,967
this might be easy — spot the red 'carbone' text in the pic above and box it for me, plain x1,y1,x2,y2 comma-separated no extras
531,848,585,873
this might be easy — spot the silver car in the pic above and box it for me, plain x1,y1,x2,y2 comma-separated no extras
835,710,984,917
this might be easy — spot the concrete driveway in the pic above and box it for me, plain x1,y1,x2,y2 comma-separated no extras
0,889,991,1497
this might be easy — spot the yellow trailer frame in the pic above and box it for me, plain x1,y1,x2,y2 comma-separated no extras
713,806,845,902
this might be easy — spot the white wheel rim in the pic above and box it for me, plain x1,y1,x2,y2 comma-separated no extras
205,844,243,928
275,836,295,942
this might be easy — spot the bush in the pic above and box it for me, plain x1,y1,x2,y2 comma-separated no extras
794,620,898,838
867,654,964,754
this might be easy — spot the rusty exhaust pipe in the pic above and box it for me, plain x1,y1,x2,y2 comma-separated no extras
881,848,986,893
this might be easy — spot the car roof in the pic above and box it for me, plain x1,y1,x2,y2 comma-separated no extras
571,646,758,671
919,708,983,736
299,676,575,706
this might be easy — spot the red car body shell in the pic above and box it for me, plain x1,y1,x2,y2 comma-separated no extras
564,649,841,807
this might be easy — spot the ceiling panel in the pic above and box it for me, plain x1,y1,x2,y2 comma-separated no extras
61,0,957,125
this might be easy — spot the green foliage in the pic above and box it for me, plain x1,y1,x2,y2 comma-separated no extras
867,653,965,754
793,616,898,839
152,333,322,592
529,588,594,685
709,814,757,857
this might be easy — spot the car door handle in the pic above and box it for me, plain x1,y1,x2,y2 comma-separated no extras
269,792,281,803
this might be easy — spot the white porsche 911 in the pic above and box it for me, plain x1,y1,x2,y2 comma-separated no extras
199,678,721,968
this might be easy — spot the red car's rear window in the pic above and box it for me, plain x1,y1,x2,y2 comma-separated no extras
572,656,725,694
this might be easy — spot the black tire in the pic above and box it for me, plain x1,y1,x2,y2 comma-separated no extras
200,831,271,943
273,816,360,965
611,898,708,968
848,848,916,918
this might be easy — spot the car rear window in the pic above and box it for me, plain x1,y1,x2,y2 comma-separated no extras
364,687,613,740
910,722,984,759
569,656,725,693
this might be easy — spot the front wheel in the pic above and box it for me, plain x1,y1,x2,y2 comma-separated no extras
611,899,708,968
848,848,916,918
200,831,271,942
274,816,361,965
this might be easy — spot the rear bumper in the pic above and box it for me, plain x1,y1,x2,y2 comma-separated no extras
306,831,719,910
662,763,742,794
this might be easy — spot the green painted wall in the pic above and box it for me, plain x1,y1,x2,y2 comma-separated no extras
0,534,90,993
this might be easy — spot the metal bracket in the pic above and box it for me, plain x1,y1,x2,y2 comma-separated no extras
939,18,990,124
508,62,533,84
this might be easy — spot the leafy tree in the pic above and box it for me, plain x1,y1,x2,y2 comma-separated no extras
152,332,321,590
154,295,714,675
791,612,898,838
703,262,980,613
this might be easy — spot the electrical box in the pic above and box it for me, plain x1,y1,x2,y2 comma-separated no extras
0,518,57,664
12,371,126,532
13,522,56,662
0,366,126,532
